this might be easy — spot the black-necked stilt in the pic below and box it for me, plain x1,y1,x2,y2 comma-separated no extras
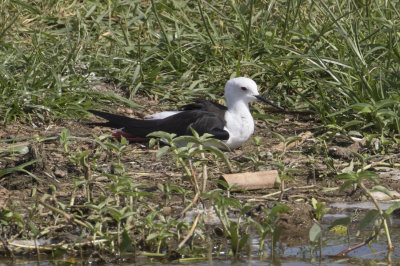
90,77,283,149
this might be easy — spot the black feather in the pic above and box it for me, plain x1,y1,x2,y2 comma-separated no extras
89,108,229,140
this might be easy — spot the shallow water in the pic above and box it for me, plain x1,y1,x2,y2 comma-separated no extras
1,204,399,265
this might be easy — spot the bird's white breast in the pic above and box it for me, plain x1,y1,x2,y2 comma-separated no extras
223,108,254,149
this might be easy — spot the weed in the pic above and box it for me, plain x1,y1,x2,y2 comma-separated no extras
254,202,290,256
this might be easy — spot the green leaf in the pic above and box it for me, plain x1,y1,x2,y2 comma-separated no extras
224,197,241,209
341,160,354,173
270,203,290,216
286,136,301,145
230,223,238,253
311,198,318,209
173,135,199,145
146,233,159,241
156,146,170,158
309,223,322,242
28,221,39,235
119,230,133,253
201,146,232,169
343,120,364,129
350,103,373,114
370,185,392,199
359,210,378,230
11,0,42,14
328,217,351,229
0,144,29,155
89,90,142,109
0,159,41,182
375,99,399,109
238,234,249,251
272,226,282,246
340,179,356,191
189,127,200,139
385,201,400,215
335,173,353,180
271,132,285,142
201,138,230,150
148,137,157,148
240,203,253,216
357,171,379,184
147,131,176,141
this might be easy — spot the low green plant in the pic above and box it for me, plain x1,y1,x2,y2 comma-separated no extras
205,189,252,257
271,132,301,160
308,198,329,260
336,170,396,252
243,136,267,169
254,202,290,256
148,129,231,194
272,161,297,202
0,159,42,182
0,208,25,234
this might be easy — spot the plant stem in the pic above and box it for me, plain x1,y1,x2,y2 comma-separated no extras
359,182,393,251
200,145,208,193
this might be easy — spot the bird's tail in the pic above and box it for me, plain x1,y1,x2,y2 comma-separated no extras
88,110,135,129
88,110,166,138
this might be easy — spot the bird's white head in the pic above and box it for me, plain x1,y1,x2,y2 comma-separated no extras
224,77,260,106
224,77,285,111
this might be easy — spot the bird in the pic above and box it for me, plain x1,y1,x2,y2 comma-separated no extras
89,77,284,149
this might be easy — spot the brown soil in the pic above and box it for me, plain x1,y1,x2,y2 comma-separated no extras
1,93,399,256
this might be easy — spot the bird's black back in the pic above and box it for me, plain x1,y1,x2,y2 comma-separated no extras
182,99,227,123
89,108,229,140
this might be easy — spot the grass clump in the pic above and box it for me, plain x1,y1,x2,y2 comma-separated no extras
1,1,399,137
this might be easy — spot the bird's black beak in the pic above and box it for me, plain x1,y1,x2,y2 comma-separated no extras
255,95,285,112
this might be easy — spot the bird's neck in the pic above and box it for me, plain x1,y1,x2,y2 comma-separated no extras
227,100,251,117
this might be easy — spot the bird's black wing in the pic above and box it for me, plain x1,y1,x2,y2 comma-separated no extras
89,110,229,140
183,111,229,140
182,99,227,123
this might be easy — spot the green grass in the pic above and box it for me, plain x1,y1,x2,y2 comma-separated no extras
1,0,399,136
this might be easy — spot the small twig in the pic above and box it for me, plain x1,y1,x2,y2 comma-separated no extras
180,163,200,217
180,192,200,217
3,239,108,251
200,145,208,193
335,234,376,257
83,161,92,202
177,213,200,249
279,180,285,201
261,187,292,198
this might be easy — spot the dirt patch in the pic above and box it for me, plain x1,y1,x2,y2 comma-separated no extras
1,95,399,257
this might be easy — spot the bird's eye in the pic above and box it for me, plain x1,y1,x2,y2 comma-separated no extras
241,87,247,91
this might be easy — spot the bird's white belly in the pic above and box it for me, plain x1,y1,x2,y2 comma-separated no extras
224,111,254,149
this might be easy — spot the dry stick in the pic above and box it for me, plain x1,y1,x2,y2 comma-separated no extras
279,179,285,202
200,145,208,193
83,160,92,203
335,233,377,257
180,192,200,217
261,187,292,198
180,162,200,217
5,239,108,251
177,213,200,249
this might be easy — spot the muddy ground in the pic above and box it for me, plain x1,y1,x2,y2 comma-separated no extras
1,93,400,256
